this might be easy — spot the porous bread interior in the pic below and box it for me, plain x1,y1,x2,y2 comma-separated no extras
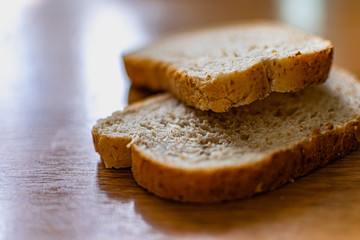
134,22,332,79
96,69,360,170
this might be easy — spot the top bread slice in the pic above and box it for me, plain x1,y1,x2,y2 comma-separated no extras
124,21,334,112
92,68,360,203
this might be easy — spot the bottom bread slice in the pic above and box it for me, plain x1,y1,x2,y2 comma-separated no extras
92,68,360,203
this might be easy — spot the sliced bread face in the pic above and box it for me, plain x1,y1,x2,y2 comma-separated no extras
93,68,360,202
124,21,334,112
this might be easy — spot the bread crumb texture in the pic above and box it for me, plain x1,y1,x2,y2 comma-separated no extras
124,21,333,112
93,69,360,202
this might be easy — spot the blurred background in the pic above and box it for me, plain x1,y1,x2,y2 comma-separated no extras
1,0,359,122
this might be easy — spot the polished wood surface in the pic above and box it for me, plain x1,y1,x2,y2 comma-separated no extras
1,0,360,239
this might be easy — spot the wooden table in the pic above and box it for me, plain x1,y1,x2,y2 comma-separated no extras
1,0,360,239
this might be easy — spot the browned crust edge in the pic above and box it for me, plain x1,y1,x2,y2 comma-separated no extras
92,131,132,168
130,118,360,203
123,46,333,113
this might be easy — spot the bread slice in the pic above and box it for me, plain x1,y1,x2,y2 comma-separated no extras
92,68,360,203
124,21,334,112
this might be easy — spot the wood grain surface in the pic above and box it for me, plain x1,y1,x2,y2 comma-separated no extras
1,0,360,239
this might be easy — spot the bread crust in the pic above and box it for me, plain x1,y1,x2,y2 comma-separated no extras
131,119,360,202
92,131,132,168
124,29,333,112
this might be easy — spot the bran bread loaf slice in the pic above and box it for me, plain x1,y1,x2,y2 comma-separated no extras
124,21,334,112
92,68,360,203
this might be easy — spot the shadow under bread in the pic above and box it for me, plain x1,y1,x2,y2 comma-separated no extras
95,156,360,234
128,84,162,104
